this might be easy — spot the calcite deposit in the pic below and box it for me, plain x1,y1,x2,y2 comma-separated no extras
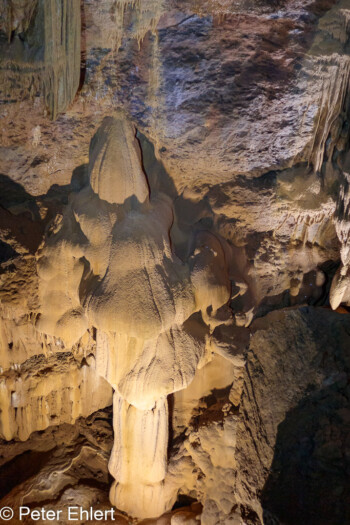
33,113,231,517
0,0,350,524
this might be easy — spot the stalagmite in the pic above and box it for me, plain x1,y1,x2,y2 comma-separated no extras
33,114,231,518
108,392,174,518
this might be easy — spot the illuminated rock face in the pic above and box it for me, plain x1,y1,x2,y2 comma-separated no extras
34,115,230,518
109,392,172,518
1,1,350,523
0,353,112,441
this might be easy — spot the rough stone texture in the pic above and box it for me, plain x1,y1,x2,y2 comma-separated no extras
167,307,350,525
0,352,112,441
240,307,350,525
0,407,124,524
0,0,350,523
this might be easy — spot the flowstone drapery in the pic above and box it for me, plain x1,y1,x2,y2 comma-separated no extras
35,115,231,518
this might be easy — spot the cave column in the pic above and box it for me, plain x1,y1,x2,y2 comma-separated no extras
109,391,172,518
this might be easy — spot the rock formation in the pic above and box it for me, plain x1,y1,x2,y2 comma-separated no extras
0,0,81,119
33,113,230,518
0,1,350,524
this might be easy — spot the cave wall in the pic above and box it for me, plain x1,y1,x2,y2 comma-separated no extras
0,1,350,524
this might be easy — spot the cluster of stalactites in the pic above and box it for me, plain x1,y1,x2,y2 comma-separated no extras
330,173,350,310
114,0,164,49
0,0,38,39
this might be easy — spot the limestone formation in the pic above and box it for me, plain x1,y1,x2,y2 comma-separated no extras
32,114,231,518
0,0,81,119
88,116,149,205
330,172,350,309
1,0,350,524
0,353,112,441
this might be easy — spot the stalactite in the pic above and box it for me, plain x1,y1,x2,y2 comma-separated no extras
330,173,350,309
309,56,350,173
0,0,81,119
114,0,164,51
42,0,81,119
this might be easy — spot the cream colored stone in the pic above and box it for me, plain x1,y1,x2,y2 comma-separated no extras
89,116,149,205
0,355,112,441
32,115,231,519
